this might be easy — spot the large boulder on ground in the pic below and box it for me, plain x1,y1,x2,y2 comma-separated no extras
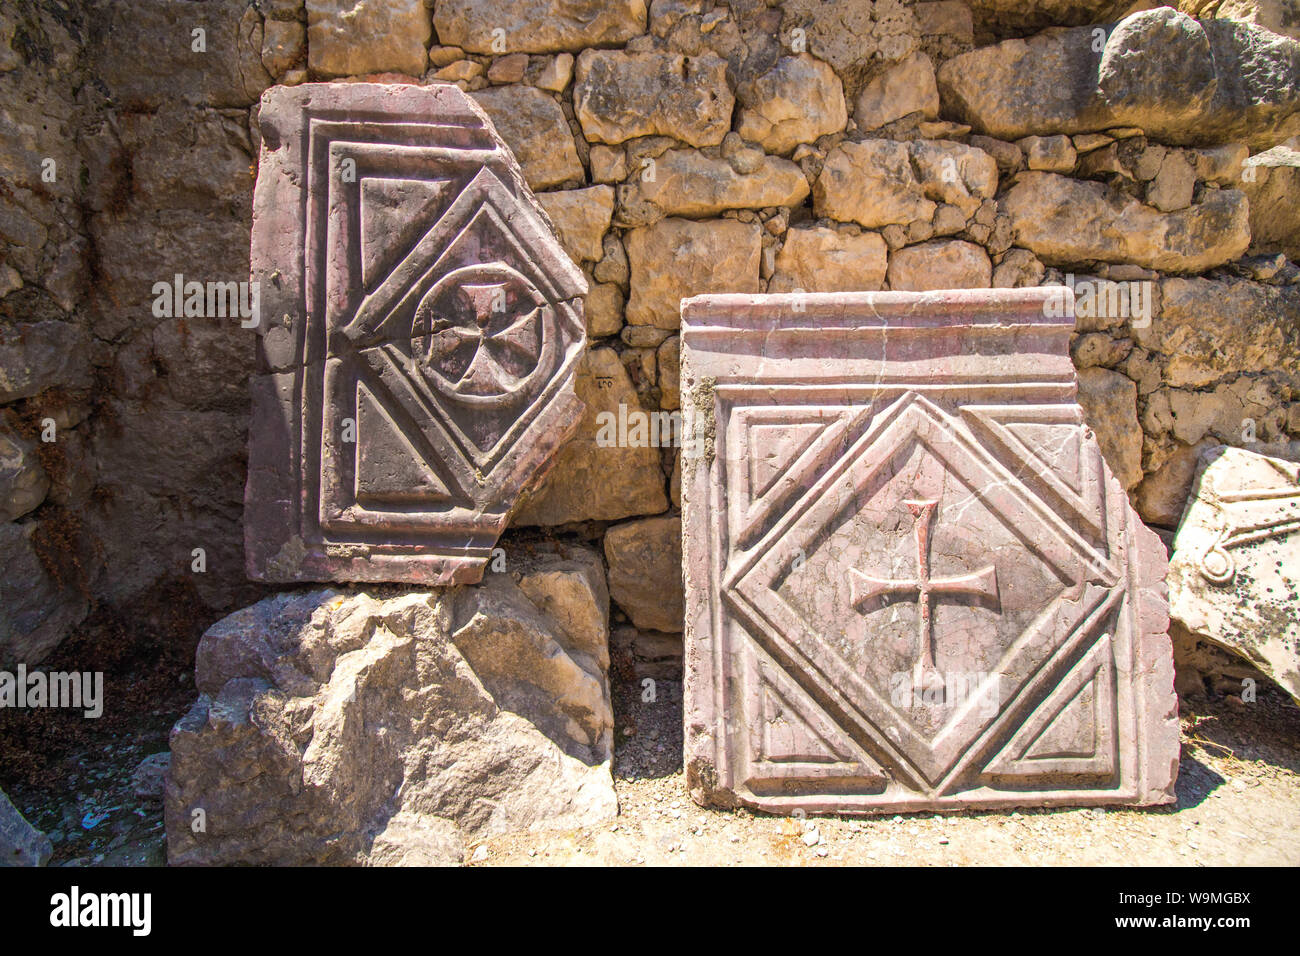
164,544,616,865
1168,445,1300,702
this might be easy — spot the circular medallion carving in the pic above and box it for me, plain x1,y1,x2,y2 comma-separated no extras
411,263,550,405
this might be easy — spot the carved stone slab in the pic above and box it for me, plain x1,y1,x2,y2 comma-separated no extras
245,83,587,584
1168,445,1300,703
680,289,1178,814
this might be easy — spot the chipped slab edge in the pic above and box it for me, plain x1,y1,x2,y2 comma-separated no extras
244,81,587,586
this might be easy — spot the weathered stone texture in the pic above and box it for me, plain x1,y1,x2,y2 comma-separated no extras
604,515,684,633
470,86,585,190
815,140,934,229
1077,366,1144,491
306,0,430,77
618,149,809,223
964,0,1133,37
854,51,939,130
261,18,306,78
166,546,616,865
736,54,848,155
625,218,762,329
435,0,648,54
0,323,92,404
512,348,668,525
90,0,272,108
938,9,1300,148
0,425,48,521
1168,445,1300,701
0,787,51,867
0,521,90,667
7,0,1300,698
1135,278,1300,389
887,239,992,291
574,51,735,147
815,139,996,230
1241,146,1300,260
779,0,921,75
681,288,1178,814
1180,0,1300,40
770,225,888,294
537,186,615,263
1001,172,1250,272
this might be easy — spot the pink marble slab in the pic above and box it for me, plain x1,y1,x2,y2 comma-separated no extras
680,288,1178,814
244,83,586,584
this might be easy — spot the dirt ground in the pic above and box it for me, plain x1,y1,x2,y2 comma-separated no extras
469,677,1300,867
3,666,1297,867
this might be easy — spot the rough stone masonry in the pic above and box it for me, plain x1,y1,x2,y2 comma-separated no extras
680,288,1180,814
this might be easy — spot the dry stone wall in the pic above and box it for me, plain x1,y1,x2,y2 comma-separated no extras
1,0,1298,676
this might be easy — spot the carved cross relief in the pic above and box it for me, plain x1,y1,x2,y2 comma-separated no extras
681,289,1179,814
244,83,587,585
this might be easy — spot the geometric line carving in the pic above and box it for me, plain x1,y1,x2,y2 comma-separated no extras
982,632,1118,783
746,643,888,792
681,289,1179,815
354,381,453,505
725,403,873,547
359,176,452,290
961,404,1107,545
244,83,587,585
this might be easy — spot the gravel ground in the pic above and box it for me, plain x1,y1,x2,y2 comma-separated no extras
5,671,1296,868
469,677,1300,867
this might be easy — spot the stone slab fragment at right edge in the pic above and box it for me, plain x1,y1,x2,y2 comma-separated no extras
680,287,1180,815
1168,444,1300,702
